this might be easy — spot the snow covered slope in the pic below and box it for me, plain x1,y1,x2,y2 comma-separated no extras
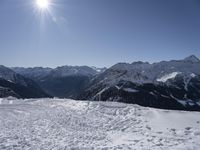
156,72,181,82
0,98,200,149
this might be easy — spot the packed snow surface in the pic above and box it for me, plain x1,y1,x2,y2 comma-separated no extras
0,98,200,150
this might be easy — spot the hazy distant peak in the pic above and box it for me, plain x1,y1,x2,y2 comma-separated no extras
183,55,200,63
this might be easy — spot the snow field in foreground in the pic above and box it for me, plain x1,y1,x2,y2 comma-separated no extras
0,98,200,150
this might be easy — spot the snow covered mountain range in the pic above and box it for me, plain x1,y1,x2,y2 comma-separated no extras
87,55,200,85
0,55,200,111
80,55,200,111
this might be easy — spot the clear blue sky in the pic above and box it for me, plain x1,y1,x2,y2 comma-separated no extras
0,0,200,68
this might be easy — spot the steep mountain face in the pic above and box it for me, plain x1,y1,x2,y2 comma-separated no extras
80,55,200,111
12,66,104,98
0,65,50,98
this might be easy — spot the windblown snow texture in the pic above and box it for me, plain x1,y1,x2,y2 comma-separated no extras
0,98,200,150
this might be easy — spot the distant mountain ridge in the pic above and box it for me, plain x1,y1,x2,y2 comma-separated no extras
12,66,106,98
2,55,200,111
87,55,200,85
12,65,105,80
12,67,52,80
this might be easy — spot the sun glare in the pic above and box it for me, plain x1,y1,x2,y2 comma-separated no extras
36,0,49,9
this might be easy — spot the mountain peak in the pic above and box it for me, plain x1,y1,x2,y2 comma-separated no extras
183,55,200,63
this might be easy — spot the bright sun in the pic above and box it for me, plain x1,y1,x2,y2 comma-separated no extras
36,0,49,9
